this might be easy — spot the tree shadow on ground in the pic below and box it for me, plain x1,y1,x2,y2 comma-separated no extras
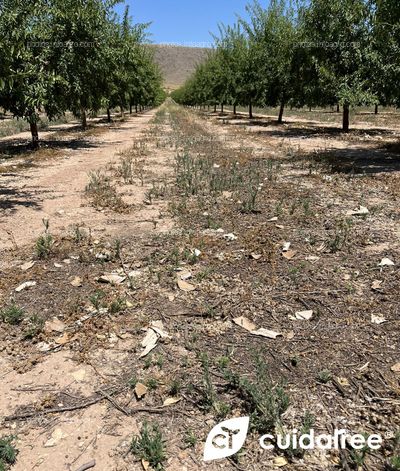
0,185,41,213
222,115,396,138
294,146,400,174
0,134,101,162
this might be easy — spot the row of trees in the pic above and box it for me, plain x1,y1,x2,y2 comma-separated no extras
172,0,400,131
0,0,166,147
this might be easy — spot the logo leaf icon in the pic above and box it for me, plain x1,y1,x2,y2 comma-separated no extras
203,417,250,461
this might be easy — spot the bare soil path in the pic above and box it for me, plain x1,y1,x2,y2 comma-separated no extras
0,111,160,256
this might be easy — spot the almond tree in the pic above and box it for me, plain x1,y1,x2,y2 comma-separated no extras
0,0,63,147
47,0,117,129
372,0,400,107
301,0,374,131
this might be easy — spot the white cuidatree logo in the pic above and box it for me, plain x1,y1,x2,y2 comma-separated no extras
203,417,250,461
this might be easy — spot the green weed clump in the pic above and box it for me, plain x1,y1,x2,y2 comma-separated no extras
131,423,166,470
0,304,24,325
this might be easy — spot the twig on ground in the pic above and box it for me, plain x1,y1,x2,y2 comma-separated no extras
75,460,96,471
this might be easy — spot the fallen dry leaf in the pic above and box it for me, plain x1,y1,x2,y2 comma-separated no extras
71,369,86,382
337,377,350,387
286,331,295,340
140,321,170,358
346,205,369,216
274,456,288,467
44,317,66,333
379,258,395,267
290,310,313,321
371,280,383,290
282,250,297,260
371,314,387,325
223,232,237,241
163,397,182,406
70,276,82,287
135,382,148,399
44,428,67,448
250,253,262,260
140,329,159,358
98,273,126,284
20,261,35,271
141,459,150,471
55,332,70,345
251,328,282,339
177,278,196,292
15,281,36,292
233,316,257,332
282,242,291,252
178,270,192,281
305,255,320,263
391,363,400,373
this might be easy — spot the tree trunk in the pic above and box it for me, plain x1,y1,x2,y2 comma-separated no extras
30,122,39,149
135,104,138,113
81,108,87,130
107,108,111,123
249,101,253,119
120,106,124,119
221,103,224,113
233,104,237,115
342,103,350,132
309,106,312,112
375,104,378,114
214,104,217,113
337,104,340,113
278,101,285,124
130,104,132,114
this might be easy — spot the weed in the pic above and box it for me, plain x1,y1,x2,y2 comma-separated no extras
240,184,261,213
317,370,332,384
0,304,24,325
169,379,181,396
0,435,18,469
223,355,289,433
198,353,217,411
131,423,166,470
73,225,86,243
195,268,213,281
144,356,153,370
109,298,125,314
116,155,134,183
390,456,400,470
328,218,353,253
154,354,164,369
128,376,138,388
214,401,231,419
183,430,197,448
349,433,370,469
85,170,128,212
146,378,158,390
36,219,53,258
23,314,45,339
217,356,230,370
89,290,105,310
283,411,315,459
113,239,121,259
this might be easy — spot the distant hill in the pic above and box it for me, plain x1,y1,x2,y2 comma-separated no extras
150,45,210,91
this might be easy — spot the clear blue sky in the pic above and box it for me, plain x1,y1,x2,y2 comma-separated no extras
115,0,251,46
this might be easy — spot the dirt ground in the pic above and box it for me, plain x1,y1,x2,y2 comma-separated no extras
0,103,399,471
